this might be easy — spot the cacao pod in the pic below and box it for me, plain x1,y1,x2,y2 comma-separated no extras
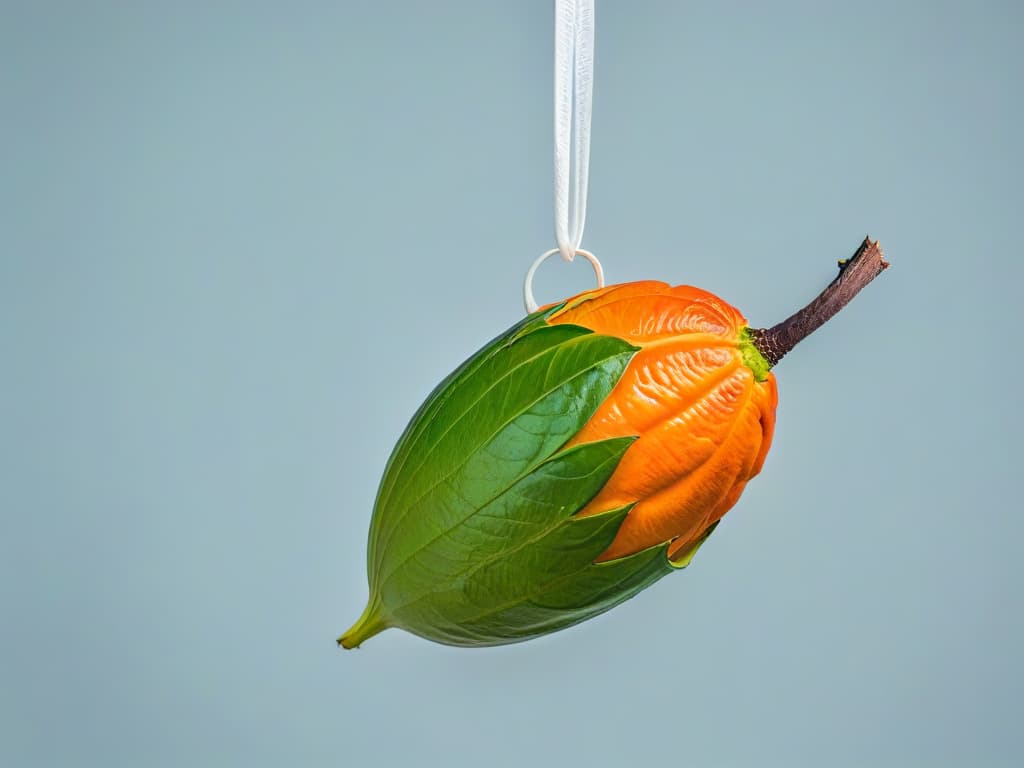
340,280,776,648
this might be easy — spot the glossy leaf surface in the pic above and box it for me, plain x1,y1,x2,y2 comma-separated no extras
382,438,673,646
342,280,779,649
346,310,675,646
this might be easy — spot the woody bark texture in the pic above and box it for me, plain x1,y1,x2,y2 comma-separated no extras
751,237,890,367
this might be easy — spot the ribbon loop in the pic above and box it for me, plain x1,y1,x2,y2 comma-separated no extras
524,248,604,314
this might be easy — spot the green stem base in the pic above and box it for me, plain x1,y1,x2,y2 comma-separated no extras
338,597,389,649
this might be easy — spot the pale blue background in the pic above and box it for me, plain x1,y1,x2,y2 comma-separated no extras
2,1,1021,766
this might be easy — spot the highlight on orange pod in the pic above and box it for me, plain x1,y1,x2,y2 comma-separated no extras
546,281,778,563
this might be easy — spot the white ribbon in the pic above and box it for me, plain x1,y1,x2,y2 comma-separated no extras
553,0,594,264
525,0,603,314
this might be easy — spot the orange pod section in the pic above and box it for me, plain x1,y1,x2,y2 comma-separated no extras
546,281,779,563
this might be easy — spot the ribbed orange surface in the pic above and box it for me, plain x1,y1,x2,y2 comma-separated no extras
548,281,778,562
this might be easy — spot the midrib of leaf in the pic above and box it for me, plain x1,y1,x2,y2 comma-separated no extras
372,325,589,546
368,320,573,569
452,544,670,630
371,347,634,589
372,313,557,519
375,442,633,599
391,531,668,631
372,331,634,577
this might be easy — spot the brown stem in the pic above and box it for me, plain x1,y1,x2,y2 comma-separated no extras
750,236,890,367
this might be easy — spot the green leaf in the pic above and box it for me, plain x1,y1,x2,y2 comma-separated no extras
371,310,552,533
340,310,691,648
452,541,674,646
378,437,632,608
378,438,674,646
367,320,638,593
